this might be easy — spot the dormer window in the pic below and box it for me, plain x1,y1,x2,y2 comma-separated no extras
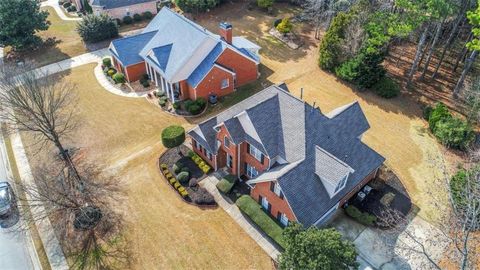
334,175,348,193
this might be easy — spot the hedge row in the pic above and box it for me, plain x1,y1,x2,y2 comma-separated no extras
187,150,211,174
345,205,376,226
236,195,286,248
161,164,188,197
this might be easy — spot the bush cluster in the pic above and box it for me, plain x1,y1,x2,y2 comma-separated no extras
276,18,292,34
189,187,215,205
76,14,118,43
66,5,77,12
173,161,191,183
427,103,475,150
161,164,189,197
102,57,112,68
345,205,376,226
140,74,149,88
106,68,116,77
161,125,185,149
63,2,71,8
236,195,286,248
216,175,236,194
143,11,153,20
133,13,142,22
184,97,207,115
319,11,354,71
123,16,133,24
158,96,168,107
190,153,211,174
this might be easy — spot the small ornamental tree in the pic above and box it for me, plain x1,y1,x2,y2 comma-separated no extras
279,223,358,270
0,0,50,51
276,18,293,35
76,14,118,43
161,125,186,154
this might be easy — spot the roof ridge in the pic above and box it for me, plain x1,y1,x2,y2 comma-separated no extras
112,30,158,44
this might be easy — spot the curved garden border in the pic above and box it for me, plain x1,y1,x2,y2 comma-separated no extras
154,100,209,118
157,150,217,209
94,62,150,98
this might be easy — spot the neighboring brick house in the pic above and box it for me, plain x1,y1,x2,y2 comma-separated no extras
108,8,260,102
89,0,158,19
187,84,385,227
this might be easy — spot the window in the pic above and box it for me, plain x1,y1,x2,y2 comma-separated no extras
192,139,197,149
261,197,269,210
221,78,229,89
224,137,230,148
279,213,289,227
227,154,233,168
248,144,264,163
246,163,258,178
274,182,282,197
206,150,212,160
334,175,348,193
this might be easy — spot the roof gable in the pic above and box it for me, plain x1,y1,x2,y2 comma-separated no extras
109,31,157,66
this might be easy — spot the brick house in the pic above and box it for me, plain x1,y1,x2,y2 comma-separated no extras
108,7,260,102
89,0,158,19
187,84,385,227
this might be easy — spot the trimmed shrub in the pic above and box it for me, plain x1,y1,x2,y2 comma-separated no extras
177,171,190,183
187,104,201,115
190,187,215,205
67,5,76,12
159,99,166,107
196,97,207,109
143,11,153,20
276,18,293,34
173,164,182,174
372,77,400,98
102,57,112,68
180,189,189,197
63,2,71,8
180,167,190,173
216,175,236,194
189,178,198,187
345,205,376,226
155,90,165,97
165,172,172,179
273,18,282,28
236,195,285,248
161,126,186,149
76,14,118,42
172,102,180,110
123,15,133,24
187,150,195,158
160,164,168,170
133,13,142,22
169,178,177,184
178,186,186,193
174,182,181,189
107,68,116,77
112,73,126,84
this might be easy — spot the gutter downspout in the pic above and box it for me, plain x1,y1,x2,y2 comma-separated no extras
237,142,241,181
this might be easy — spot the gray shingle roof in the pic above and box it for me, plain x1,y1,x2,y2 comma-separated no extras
91,0,156,9
188,85,384,226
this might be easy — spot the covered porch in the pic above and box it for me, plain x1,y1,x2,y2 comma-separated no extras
145,61,183,103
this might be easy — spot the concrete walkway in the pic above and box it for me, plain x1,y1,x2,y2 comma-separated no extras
93,63,150,98
10,131,69,270
201,175,281,261
40,0,82,21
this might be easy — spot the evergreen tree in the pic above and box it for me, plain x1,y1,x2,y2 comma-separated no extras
0,0,49,50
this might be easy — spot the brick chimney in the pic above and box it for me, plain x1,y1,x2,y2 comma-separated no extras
219,22,233,44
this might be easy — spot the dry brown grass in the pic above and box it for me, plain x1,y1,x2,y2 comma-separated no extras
20,64,272,269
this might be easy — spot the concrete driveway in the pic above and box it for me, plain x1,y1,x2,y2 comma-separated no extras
330,212,449,270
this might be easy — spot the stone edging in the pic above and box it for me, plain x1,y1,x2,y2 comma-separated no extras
157,152,217,209
94,63,150,98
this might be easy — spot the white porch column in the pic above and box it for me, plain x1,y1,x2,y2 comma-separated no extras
161,77,167,96
154,70,158,87
169,82,175,103
145,62,150,79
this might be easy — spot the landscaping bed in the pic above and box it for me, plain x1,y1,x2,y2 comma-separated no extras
149,90,209,117
236,195,286,249
216,175,251,203
159,145,216,207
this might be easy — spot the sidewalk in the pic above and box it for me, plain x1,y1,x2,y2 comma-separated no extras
10,131,69,270
40,0,82,21
201,175,281,261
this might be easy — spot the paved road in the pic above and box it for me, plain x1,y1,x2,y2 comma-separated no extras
0,134,41,270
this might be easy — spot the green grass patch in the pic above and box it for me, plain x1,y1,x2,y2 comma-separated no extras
236,195,285,248
216,174,236,194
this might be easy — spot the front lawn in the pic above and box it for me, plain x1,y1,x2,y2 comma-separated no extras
19,64,273,269
236,195,286,248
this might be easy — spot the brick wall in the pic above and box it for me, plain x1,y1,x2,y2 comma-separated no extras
93,2,158,19
125,62,147,82
238,142,269,177
339,168,379,206
190,138,216,169
216,48,258,86
186,66,234,100
251,181,296,222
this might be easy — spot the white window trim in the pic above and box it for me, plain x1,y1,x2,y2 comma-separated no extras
227,154,233,168
280,213,289,227
221,78,229,89
261,197,269,210
246,164,258,178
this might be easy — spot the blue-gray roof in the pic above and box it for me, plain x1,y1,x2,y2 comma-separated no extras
91,0,156,9
187,42,225,88
188,85,385,227
110,31,157,66
152,44,173,72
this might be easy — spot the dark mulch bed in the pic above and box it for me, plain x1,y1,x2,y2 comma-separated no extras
224,180,251,203
159,145,204,180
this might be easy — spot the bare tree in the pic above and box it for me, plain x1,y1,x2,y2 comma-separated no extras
0,66,82,187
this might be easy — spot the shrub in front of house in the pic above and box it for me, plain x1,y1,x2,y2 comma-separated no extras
102,57,112,68
77,14,119,43
177,171,190,184
236,195,286,248
107,68,116,77
112,73,126,84
63,2,71,8
372,77,400,99
189,178,198,187
155,90,165,97
345,205,376,226
123,15,133,25
133,13,142,22
190,187,215,205
160,164,168,170
143,11,153,20
115,18,122,26
159,99,167,107
216,175,236,194
189,153,212,174
187,150,195,158
67,5,76,12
